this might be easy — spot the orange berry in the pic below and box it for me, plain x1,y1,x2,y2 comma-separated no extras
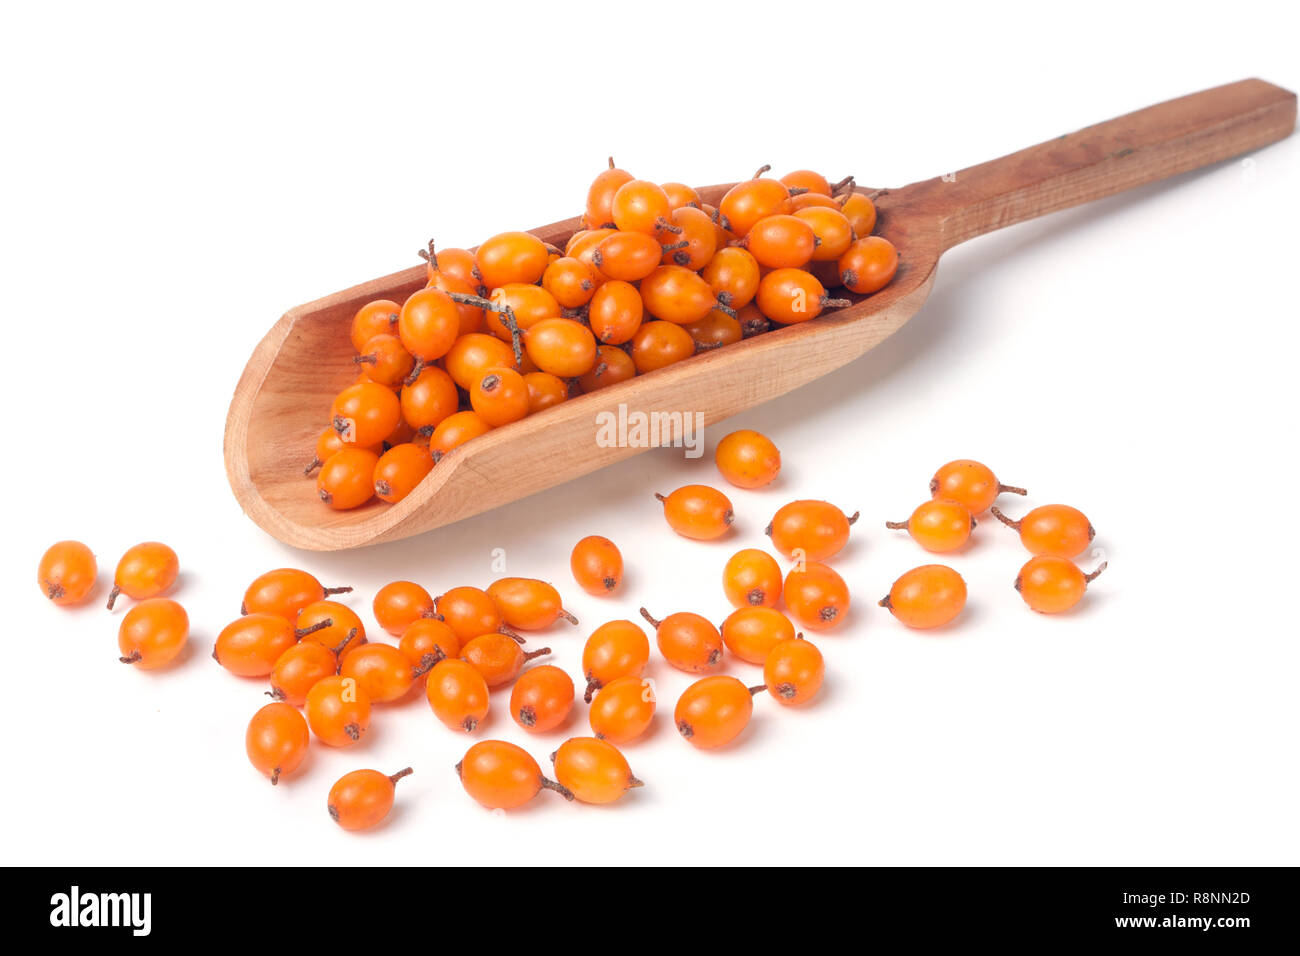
743,214,817,268
611,179,672,234
570,535,624,595
485,283,560,341
328,767,412,831
780,169,834,196
639,264,721,325
510,665,575,733
767,499,859,562
373,442,434,503
630,320,694,372
660,205,717,270
655,485,735,540
588,675,656,744
784,562,850,631
795,206,855,262
524,317,598,378
426,658,490,732
581,619,650,702
461,633,550,688
755,268,849,324
470,367,531,427
486,577,577,630
296,599,366,653
117,598,189,669
214,614,300,677
243,568,351,619
435,586,511,642
992,504,1096,559
246,702,310,785
305,675,371,747
318,447,380,510
839,236,898,294
1016,556,1107,614
720,173,794,237
640,608,722,673
931,459,1027,514
523,371,570,413
107,541,179,610
700,247,761,309
840,192,877,237
476,231,549,289
578,344,638,393
714,429,781,489
428,410,492,461
268,641,340,706
457,739,573,809
372,580,437,636
330,383,402,448
683,309,742,349
38,540,97,606
722,548,783,608
585,159,635,229
763,636,825,706
661,181,701,210
341,642,432,703
400,365,459,435
354,332,414,388
720,606,795,664
551,737,643,804
588,280,644,345
398,616,460,670
887,500,976,553
542,256,598,309
351,299,400,353
443,333,518,392
880,565,967,629
675,676,762,750
304,425,380,477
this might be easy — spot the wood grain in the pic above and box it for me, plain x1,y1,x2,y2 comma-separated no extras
225,79,1294,550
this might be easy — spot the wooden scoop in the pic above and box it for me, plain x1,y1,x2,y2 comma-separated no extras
225,79,1295,551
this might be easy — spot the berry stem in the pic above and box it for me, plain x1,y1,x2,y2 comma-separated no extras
106,585,122,610
885,520,908,530
540,776,575,801
119,650,142,665
559,608,579,626
522,646,552,662
638,607,662,629
1085,562,1109,583
990,507,1021,531
999,483,1029,496
294,618,333,640
323,585,353,597
388,767,414,786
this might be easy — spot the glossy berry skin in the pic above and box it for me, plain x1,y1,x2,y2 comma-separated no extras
443,334,517,391
992,504,1096,559
398,617,460,670
524,318,598,378
744,214,818,268
355,332,414,387
340,643,425,703
486,283,560,340
243,568,350,619
611,180,672,234
486,578,577,630
656,485,735,540
305,675,371,747
268,641,338,706
318,447,380,510
38,540,97,606
476,231,549,289
246,702,310,785
552,737,642,804
631,320,694,373
373,443,434,504
372,580,437,636
582,619,650,702
721,606,795,664
585,161,635,228
889,499,976,553
351,299,401,353
722,548,783,608
642,609,723,673
931,459,1026,514
1016,556,1106,614
662,205,717,270
839,236,898,294
640,265,719,325
296,600,365,652
764,637,825,706
840,192,877,237
767,500,858,562
880,565,967,629
683,310,742,349
107,541,179,610
570,536,624,595
720,177,793,237
524,372,569,413
542,256,597,309
460,633,549,688
426,658,491,733
117,598,189,668
589,676,656,744
214,613,299,677
755,268,846,324
470,367,531,427
780,169,833,195
428,411,492,460
331,382,402,448
784,562,850,631
594,231,672,281
700,247,761,309
328,768,412,831
435,586,509,643
588,280,644,345
400,365,459,434
661,181,701,210
795,206,855,262
510,665,575,733
715,429,781,489
675,676,758,750
457,740,572,809
305,426,379,477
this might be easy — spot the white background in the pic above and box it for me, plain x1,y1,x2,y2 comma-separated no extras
3,0,1297,866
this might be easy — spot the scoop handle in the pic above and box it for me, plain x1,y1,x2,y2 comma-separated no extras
910,78,1296,251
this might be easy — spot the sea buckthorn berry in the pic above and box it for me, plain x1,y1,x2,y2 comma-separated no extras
755,268,850,324
305,675,371,747
487,283,561,341
655,484,735,540
421,240,483,290
397,287,465,364
578,344,637,392
443,333,519,392
675,676,763,750
524,371,569,413
38,540,97,606
292,599,364,653
880,564,967,629
400,365,459,436
524,317,598,378
552,737,643,804
589,676,656,743
457,740,573,809
611,179,674,234
476,231,550,289
398,617,460,670
931,459,1027,514
268,641,341,706
246,702,310,785
840,192,878,238
486,577,578,630
304,426,380,476
787,191,844,212
331,382,401,448
594,231,680,281
661,181,701,210
701,247,761,309
351,299,400,353
886,500,975,553
767,499,859,562
461,633,550,688
341,642,433,703
660,205,718,270
722,548,783,608
427,270,487,336
214,614,301,677
373,580,437,636
992,504,1096,559
640,265,724,325
839,236,898,294
354,333,415,388
318,447,380,510
737,303,770,337
585,158,635,228
373,442,434,503
435,586,513,643
780,169,836,196
243,568,352,619
763,636,825,706
721,606,796,664
428,410,492,461
328,767,412,831
568,226,618,276
784,562,850,631
426,658,490,732
683,310,743,349
570,535,624,596
470,367,531,427
117,598,189,669
630,320,694,372
742,214,818,268
582,619,650,702
510,665,575,733
715,429,781,489
588,280,644,344
107,541,179,610
640,608,723,673
543,256,597,309
720,170,796,237
1016,557,1107,614
795,206,856,262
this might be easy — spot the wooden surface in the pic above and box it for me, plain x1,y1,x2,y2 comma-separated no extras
225,79,1295,551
